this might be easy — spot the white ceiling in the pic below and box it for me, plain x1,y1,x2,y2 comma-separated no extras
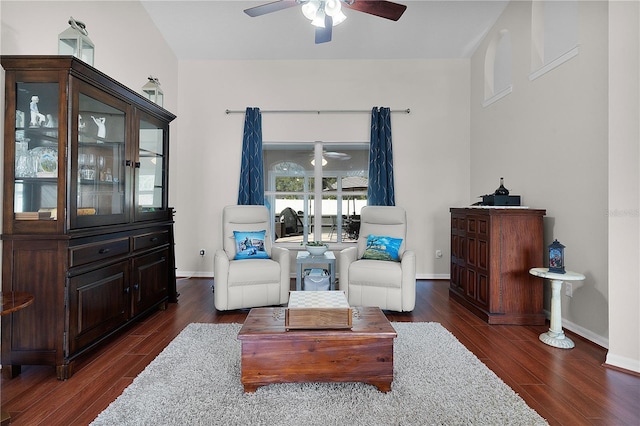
141,1,509,60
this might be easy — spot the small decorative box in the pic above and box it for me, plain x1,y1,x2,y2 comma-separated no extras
285,291,352,330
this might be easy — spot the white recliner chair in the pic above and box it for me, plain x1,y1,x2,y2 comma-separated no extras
214,205,290,311
339,206,416,312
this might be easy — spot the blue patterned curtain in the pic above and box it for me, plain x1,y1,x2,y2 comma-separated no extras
237,107,264,205
368,107,395,206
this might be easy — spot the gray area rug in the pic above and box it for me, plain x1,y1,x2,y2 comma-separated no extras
92,322,548,425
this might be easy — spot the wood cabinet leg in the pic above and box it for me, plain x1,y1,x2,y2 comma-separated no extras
242,384,260,393
56,362,74,380
369,381,392,393
1,408,10,426
1,365,21,379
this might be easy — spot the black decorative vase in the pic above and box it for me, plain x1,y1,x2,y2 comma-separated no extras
494,177,509,196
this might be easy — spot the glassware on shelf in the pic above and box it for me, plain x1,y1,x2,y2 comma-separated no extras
78,153,85,180
98,156,106,181
80,152,95,181
88,153,96,170
15,138,34,177
87,153,96,180
16,110,25,128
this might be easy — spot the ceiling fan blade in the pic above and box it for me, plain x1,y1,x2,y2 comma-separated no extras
342,0,407,21
315,15,333,44
326,152,352,160
244,0,300,17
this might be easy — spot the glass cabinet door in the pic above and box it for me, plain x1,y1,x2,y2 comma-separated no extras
135,113,168,221
13,81,59,224
72,84,129,228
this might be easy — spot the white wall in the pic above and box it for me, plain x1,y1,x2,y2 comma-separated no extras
1,1,178,110
607,1,640,373
174,59,470,278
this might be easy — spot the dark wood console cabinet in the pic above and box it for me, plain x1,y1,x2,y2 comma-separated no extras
1,56,177,379
449,207,546,325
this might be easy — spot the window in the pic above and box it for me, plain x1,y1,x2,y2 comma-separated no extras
530,0,579,80
264,142,368,244
483,29,513,107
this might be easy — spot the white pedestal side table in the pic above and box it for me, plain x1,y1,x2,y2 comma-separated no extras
529,267,585,349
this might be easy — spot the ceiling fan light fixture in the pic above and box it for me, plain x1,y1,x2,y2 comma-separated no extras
304,0,345,28
311,8,326,27
330,10,347,26
301,0,320,20
324,0,342,16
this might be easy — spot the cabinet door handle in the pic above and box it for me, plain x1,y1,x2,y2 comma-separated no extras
150,237,159,242
134,162,141,168
133,283,139,291
99,248,110,254
125,160,132,167
124,286,130,294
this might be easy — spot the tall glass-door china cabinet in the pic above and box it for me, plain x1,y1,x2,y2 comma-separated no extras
1,56,177,379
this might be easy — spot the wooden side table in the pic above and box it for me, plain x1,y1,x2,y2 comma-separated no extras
1,291,35,425
529,268,585,349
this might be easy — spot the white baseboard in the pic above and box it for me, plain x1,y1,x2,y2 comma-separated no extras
604,353,640,374
176,270,212,279
179,272,452,281
543,309,609,349
417,273,450,280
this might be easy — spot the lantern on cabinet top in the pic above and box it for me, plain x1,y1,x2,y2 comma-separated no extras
548,239,565,274
58,17,94,66
142,76,163,107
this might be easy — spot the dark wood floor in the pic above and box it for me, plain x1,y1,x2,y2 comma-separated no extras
2,278,639,425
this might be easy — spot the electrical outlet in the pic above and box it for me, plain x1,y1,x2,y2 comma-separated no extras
565,282,573,297
435,249,443,259
199,249,205,256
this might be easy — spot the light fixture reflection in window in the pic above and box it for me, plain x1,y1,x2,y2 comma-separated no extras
274,161,305,174
310,157,328,166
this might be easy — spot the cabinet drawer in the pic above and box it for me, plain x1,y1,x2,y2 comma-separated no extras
133,230,169,252
70,238,130,267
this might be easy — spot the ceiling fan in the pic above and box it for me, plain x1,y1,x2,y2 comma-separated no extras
309,150,352,165
244,0,407,44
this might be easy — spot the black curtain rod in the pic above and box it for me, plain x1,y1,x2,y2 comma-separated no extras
225,108,410,115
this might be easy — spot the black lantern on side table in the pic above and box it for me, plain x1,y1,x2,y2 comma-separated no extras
548,239,565,274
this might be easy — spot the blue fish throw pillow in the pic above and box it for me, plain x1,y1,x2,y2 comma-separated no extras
362,234,403,261
233,230,269,260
